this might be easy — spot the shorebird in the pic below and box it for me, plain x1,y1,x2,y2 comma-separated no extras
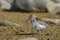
26,14,51,33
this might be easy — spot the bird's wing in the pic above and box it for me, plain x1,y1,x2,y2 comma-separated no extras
40,18,57,25
36,18,56,26
37,20,51,27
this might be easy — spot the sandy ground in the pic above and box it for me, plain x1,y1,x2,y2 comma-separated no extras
0,10,60,40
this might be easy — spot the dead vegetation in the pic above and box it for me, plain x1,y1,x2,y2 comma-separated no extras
0,10,60,40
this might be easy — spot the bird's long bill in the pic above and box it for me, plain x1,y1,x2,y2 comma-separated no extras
25,18,30,22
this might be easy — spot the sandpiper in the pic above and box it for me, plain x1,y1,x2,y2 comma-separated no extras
26,14,51,33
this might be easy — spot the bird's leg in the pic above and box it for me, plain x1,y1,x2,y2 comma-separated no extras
35,29,43,33
37,30,39,32
40,29,43,33
33,30,39,34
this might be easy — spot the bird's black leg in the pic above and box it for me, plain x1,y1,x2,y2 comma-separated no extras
36,29,43,33
36,30,39,33
40,29,43,32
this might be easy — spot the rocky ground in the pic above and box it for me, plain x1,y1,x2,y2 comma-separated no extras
0,10,60,40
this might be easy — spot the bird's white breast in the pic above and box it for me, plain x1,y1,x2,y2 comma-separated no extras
31,21,48,30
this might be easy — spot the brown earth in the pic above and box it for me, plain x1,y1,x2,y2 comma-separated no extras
0,10,60,40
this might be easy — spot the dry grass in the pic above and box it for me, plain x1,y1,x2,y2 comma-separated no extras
0,10,60,40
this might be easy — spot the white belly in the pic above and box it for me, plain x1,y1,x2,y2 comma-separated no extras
31,22,47,30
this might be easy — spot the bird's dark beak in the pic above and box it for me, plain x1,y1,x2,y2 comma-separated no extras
25,18,30,22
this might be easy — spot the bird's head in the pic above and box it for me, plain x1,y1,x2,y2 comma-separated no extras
29,14,36,20
25,14,37,22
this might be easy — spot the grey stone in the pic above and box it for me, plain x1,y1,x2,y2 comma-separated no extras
0,0,60,14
